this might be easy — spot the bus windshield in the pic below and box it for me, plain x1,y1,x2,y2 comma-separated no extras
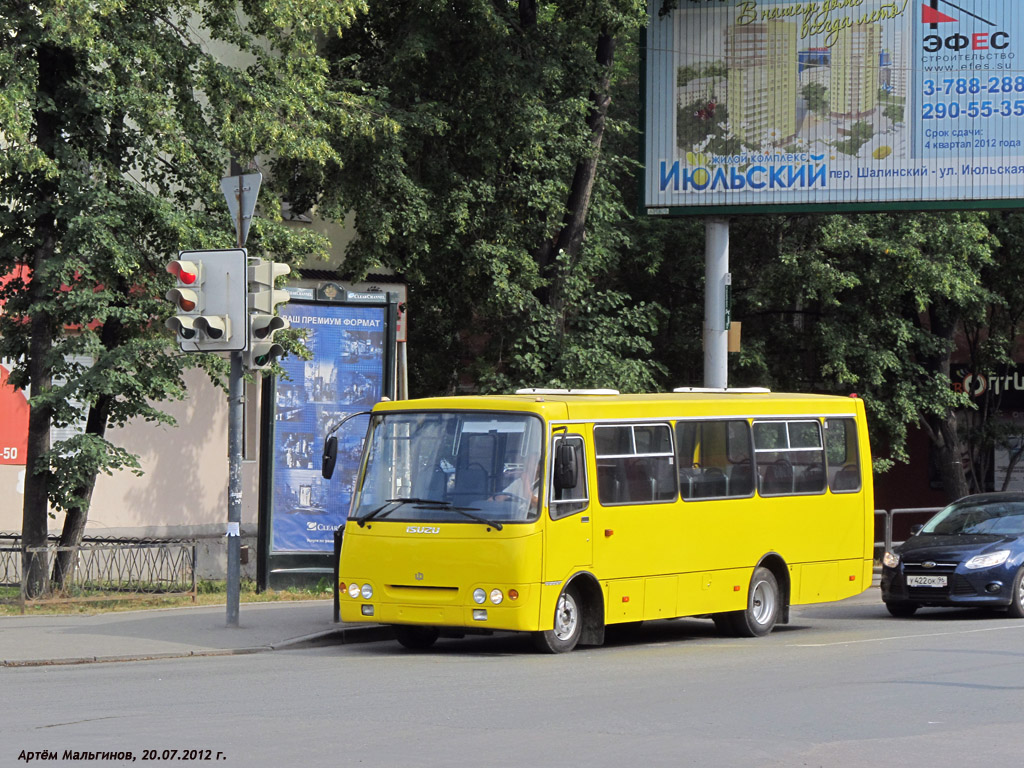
352,411,545,524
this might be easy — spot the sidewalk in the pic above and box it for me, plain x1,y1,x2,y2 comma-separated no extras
0,600,391,667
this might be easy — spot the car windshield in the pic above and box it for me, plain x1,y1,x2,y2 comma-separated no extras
351,411,545,524
921,498,1024,536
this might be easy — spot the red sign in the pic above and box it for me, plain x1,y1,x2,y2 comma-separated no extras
0,363,29,465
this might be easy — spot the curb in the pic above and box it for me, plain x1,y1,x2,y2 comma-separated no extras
1,625,392,668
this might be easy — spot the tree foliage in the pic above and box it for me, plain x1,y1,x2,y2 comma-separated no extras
0,0,382,592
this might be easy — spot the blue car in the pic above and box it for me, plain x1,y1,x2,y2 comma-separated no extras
881,492,1024,618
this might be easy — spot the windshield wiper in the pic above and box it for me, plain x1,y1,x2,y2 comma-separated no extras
358,498,445,526
357,497,503,530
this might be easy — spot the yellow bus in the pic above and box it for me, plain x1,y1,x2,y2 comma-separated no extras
322,388,873,652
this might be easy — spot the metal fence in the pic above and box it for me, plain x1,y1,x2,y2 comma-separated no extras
0,536,197,612
875,507,943,554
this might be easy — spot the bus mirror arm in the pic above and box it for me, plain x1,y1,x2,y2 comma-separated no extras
554,441,578,491
321,410,372,480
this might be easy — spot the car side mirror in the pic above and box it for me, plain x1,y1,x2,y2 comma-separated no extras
554,442,578,490
910,524,924,536
322,435,338,480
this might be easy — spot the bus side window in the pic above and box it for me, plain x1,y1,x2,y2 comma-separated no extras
595,424,676,505
825,418,861,492
674,420,754,500
551,435,588,519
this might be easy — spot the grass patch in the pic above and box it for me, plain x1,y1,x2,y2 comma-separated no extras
0,579,332,616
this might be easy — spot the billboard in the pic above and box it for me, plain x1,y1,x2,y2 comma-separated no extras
266,302,389,553
643,0,1024,214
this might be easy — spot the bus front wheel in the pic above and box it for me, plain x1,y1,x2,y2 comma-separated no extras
394,625,440,650
533,586,583,653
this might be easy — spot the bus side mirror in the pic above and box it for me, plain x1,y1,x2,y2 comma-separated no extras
554,442,578,490
322,435,338,480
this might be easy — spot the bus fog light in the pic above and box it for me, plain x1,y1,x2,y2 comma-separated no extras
490,589,503,604
348,583,360,599
473,588,487,604
361,583,373,599
473,609,488,621
361,605,375,616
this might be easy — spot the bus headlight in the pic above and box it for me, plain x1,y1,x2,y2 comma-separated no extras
473,588,487,604
361,583,374,599
348,583,360,599
490,589,503,604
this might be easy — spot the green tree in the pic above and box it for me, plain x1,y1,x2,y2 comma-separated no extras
0,0,380,595
288,0,659,395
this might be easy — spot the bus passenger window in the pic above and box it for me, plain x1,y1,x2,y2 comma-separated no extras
594,424,676,505
825,418,861,492
550,435,588,519
753,420,826,496
674,420,754,500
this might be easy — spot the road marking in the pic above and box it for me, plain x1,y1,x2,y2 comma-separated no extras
791,623,1024,647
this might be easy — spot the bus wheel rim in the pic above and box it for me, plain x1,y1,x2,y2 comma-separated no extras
554,592,578,640
751,580,775,625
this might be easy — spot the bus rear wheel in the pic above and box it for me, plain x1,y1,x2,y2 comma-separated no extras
726,567,780,638
533,586,583,653
394,625,440,650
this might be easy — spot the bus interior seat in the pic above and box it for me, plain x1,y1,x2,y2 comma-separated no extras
729,462,753,496
796,464,825,493
831,465,860,491
449,462,489,503
696,467,727,498
761,460,793,495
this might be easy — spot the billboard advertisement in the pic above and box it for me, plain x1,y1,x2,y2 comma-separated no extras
267,302,388,553
644,0,1024,214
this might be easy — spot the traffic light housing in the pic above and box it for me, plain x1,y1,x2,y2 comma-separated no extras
164,250,247,352
245,260,291,370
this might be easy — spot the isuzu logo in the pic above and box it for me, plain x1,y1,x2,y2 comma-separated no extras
406,526,440,534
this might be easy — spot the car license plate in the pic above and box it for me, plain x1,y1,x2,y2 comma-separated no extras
907,574,947,588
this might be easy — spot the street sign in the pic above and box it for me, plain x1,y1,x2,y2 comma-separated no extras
221,173,262,247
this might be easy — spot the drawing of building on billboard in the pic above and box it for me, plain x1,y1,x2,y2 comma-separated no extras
675,5,908,163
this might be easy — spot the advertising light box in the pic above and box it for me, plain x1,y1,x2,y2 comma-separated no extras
643,0,1024,215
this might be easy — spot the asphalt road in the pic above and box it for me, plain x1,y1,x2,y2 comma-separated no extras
4,588,1024,768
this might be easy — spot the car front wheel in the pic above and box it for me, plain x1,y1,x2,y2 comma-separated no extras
885,601,918,618
1008,568,1024,619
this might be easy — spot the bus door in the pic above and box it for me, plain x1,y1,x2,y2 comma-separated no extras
543,433,592,582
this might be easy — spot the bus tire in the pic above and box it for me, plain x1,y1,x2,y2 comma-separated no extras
731,567,780,638
394,625,440,650
711,613,737,636
533,585,583,653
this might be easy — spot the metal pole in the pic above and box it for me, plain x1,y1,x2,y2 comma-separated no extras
227,352,243,626
226,174,245,627
704,217,730,389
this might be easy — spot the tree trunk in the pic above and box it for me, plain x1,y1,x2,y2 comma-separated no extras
51,316,122,588
534,28,616,329
919,305,971,502
21,42,75,598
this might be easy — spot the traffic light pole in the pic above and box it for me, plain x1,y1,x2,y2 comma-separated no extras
225,174,249,628
227,350,244,627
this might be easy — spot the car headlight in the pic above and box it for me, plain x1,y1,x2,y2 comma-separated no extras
965,550,1010,570
882,551,900,568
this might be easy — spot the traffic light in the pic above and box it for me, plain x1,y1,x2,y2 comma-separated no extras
245,259,291,370
164,250,247,352
165,259,204,342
